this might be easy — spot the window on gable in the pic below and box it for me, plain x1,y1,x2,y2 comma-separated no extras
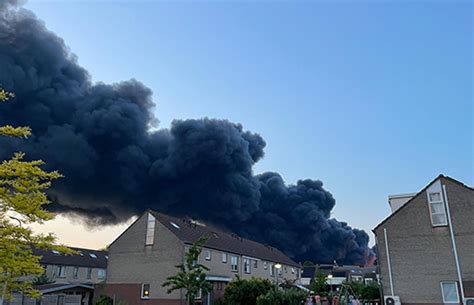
428,192,447,226
141,284,150,299
205,250,212,261
441,282,459,303
145,213,156,245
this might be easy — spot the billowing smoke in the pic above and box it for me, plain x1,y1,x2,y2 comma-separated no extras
0,2,374,265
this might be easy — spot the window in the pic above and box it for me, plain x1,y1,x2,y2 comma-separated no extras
170,221,180,229
145,213,156,245
56,265,66,278
141,284,150,299
105,255,109,260
441,282,459,303
231,256,238,272
73,267,79,279
428,192,447,226
195,289,202,300
87,268,92,280
222,253,227,263
291,267,295,274
52,250,60,255
263,262,268,270
98,269,106,280
244,258,251,274
284,266,287,273
205,250,212,261
270,264,275,276
89,253,97,259
254,260,258,269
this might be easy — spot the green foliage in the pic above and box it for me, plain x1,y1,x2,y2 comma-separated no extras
0,88,71,300
223,277,273,305
339,281,380,300
309,269,328,296
162,236,212,305
32,273,53,286
302,261,314,267
94,295,113,305
256,288,307,305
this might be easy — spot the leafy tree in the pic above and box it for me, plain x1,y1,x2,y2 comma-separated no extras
309,269,328,296
162,236,212,305
302,261,314,267
256,288,307,305
31,273,53,286
0,88,71,301
360,282,381,300
223,277,273,305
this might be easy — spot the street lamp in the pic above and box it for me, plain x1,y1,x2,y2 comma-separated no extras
327,274,333,297
274,264,282,288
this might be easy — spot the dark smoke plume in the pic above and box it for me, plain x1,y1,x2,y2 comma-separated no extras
0,2,374,265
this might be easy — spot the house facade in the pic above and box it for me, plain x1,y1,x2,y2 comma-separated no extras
373,175,473,305
4,247,108,305
33,247,108,285
301,265,378,288
98,210,301,305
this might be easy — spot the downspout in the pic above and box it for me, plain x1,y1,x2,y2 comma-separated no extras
383,228,394,296
442,184,465,303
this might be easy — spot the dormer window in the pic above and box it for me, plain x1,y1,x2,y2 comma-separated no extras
146,213,156,245
89,253,97,259
427,191,447,226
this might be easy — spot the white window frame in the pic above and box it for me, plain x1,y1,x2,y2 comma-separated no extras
98,269,106,279
440,281,459,303
195,289,202,300
205,250,212,261
222,253,227,263
231,256,238,272
145,213,156,245
244,258,251,274
56,265,66,278
263,262,267,270
291,267,295,274
141,283,150,299
428,191,448,227
270,264,275,276
73,266,79,279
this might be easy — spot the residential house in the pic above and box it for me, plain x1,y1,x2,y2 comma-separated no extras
5,247,108,305
98,210,301,305
301,265,378,288
373,175,473,305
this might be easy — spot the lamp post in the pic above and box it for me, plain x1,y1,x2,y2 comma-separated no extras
275,263,282,289
327,274,333,297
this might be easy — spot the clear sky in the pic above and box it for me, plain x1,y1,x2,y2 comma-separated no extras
25,0,473,249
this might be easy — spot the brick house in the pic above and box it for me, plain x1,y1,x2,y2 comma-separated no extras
98,210,301,305
373,175,473,305
4,247,108,305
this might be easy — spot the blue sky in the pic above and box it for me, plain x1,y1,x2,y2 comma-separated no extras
25,0,472,245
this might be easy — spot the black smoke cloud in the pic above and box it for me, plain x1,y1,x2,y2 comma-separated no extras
0,2,374,265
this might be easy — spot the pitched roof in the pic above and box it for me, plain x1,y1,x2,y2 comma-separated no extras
33,246,108,269
34,283,94,294
373,174,473,232
150,210,300,267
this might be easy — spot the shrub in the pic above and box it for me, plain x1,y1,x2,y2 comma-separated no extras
223,278,274,305
95,295,113,305
256,288,307,305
